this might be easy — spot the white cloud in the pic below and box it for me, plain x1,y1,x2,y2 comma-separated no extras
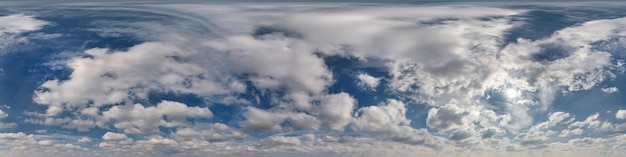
77,137,91,143
34,42,244,116
0,132,85,156
97,100,213,134
356,73,381,90
316,93,355,131
426,104,470,131
240,107,286,133
0,15,48,34
0,109,7,118
602,87,619,93
570,113,602,129
102,132,129,141
258,136,301,147
156,100,213,123
174,123,247,142
616,110,626,120
549,112,572,124
353,99,438,145
559,128,583,137
0,132,27,140
207,35,333,95
221,5,626,148
239,92,355,133
132,135,179,155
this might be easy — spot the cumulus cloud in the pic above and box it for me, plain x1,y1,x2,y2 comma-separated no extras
0,15,48,34
28,100,214,133
100,133,181,156
0,109,17,129
0,132,85,156
356,73,381,90
206,34,333,95
0,109,7,119
559,128,583,137
426,104,470,131
174,123,246,142
353,99,437,145
570,113,603,129
240,107,286,133
602,87,619,93
240,92,356,133
35,42,243,116
77,137,91,143
616,110,626,120
316,93,355,131
98,100,213,133
102,132,129,141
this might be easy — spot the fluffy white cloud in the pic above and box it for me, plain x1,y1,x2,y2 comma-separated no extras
174,123,247,142
224,5,626,147
239,92,355,133
102,132,129,141
34,42,244,116
77,137,91,143
206,35,332,95
239,107,286,133
353,99,437,145
0,15,48,34
500,17,626,94
356,73,381,90
0,132,85,156
133,135,179,155
0,109,7,118
616,110,626,119
316,93,355,131
98,100,213,133
27,100,214,133
559,128,583,137
570,113,602,129
426,104,470,131
602,87,619,93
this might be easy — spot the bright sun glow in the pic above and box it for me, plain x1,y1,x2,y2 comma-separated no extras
504,88,519,99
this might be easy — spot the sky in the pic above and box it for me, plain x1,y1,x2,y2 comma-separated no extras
0,1,626,157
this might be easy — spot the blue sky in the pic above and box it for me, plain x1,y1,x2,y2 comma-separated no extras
0,1,626,157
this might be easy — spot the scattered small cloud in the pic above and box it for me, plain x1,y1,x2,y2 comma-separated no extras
602,87,619,93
